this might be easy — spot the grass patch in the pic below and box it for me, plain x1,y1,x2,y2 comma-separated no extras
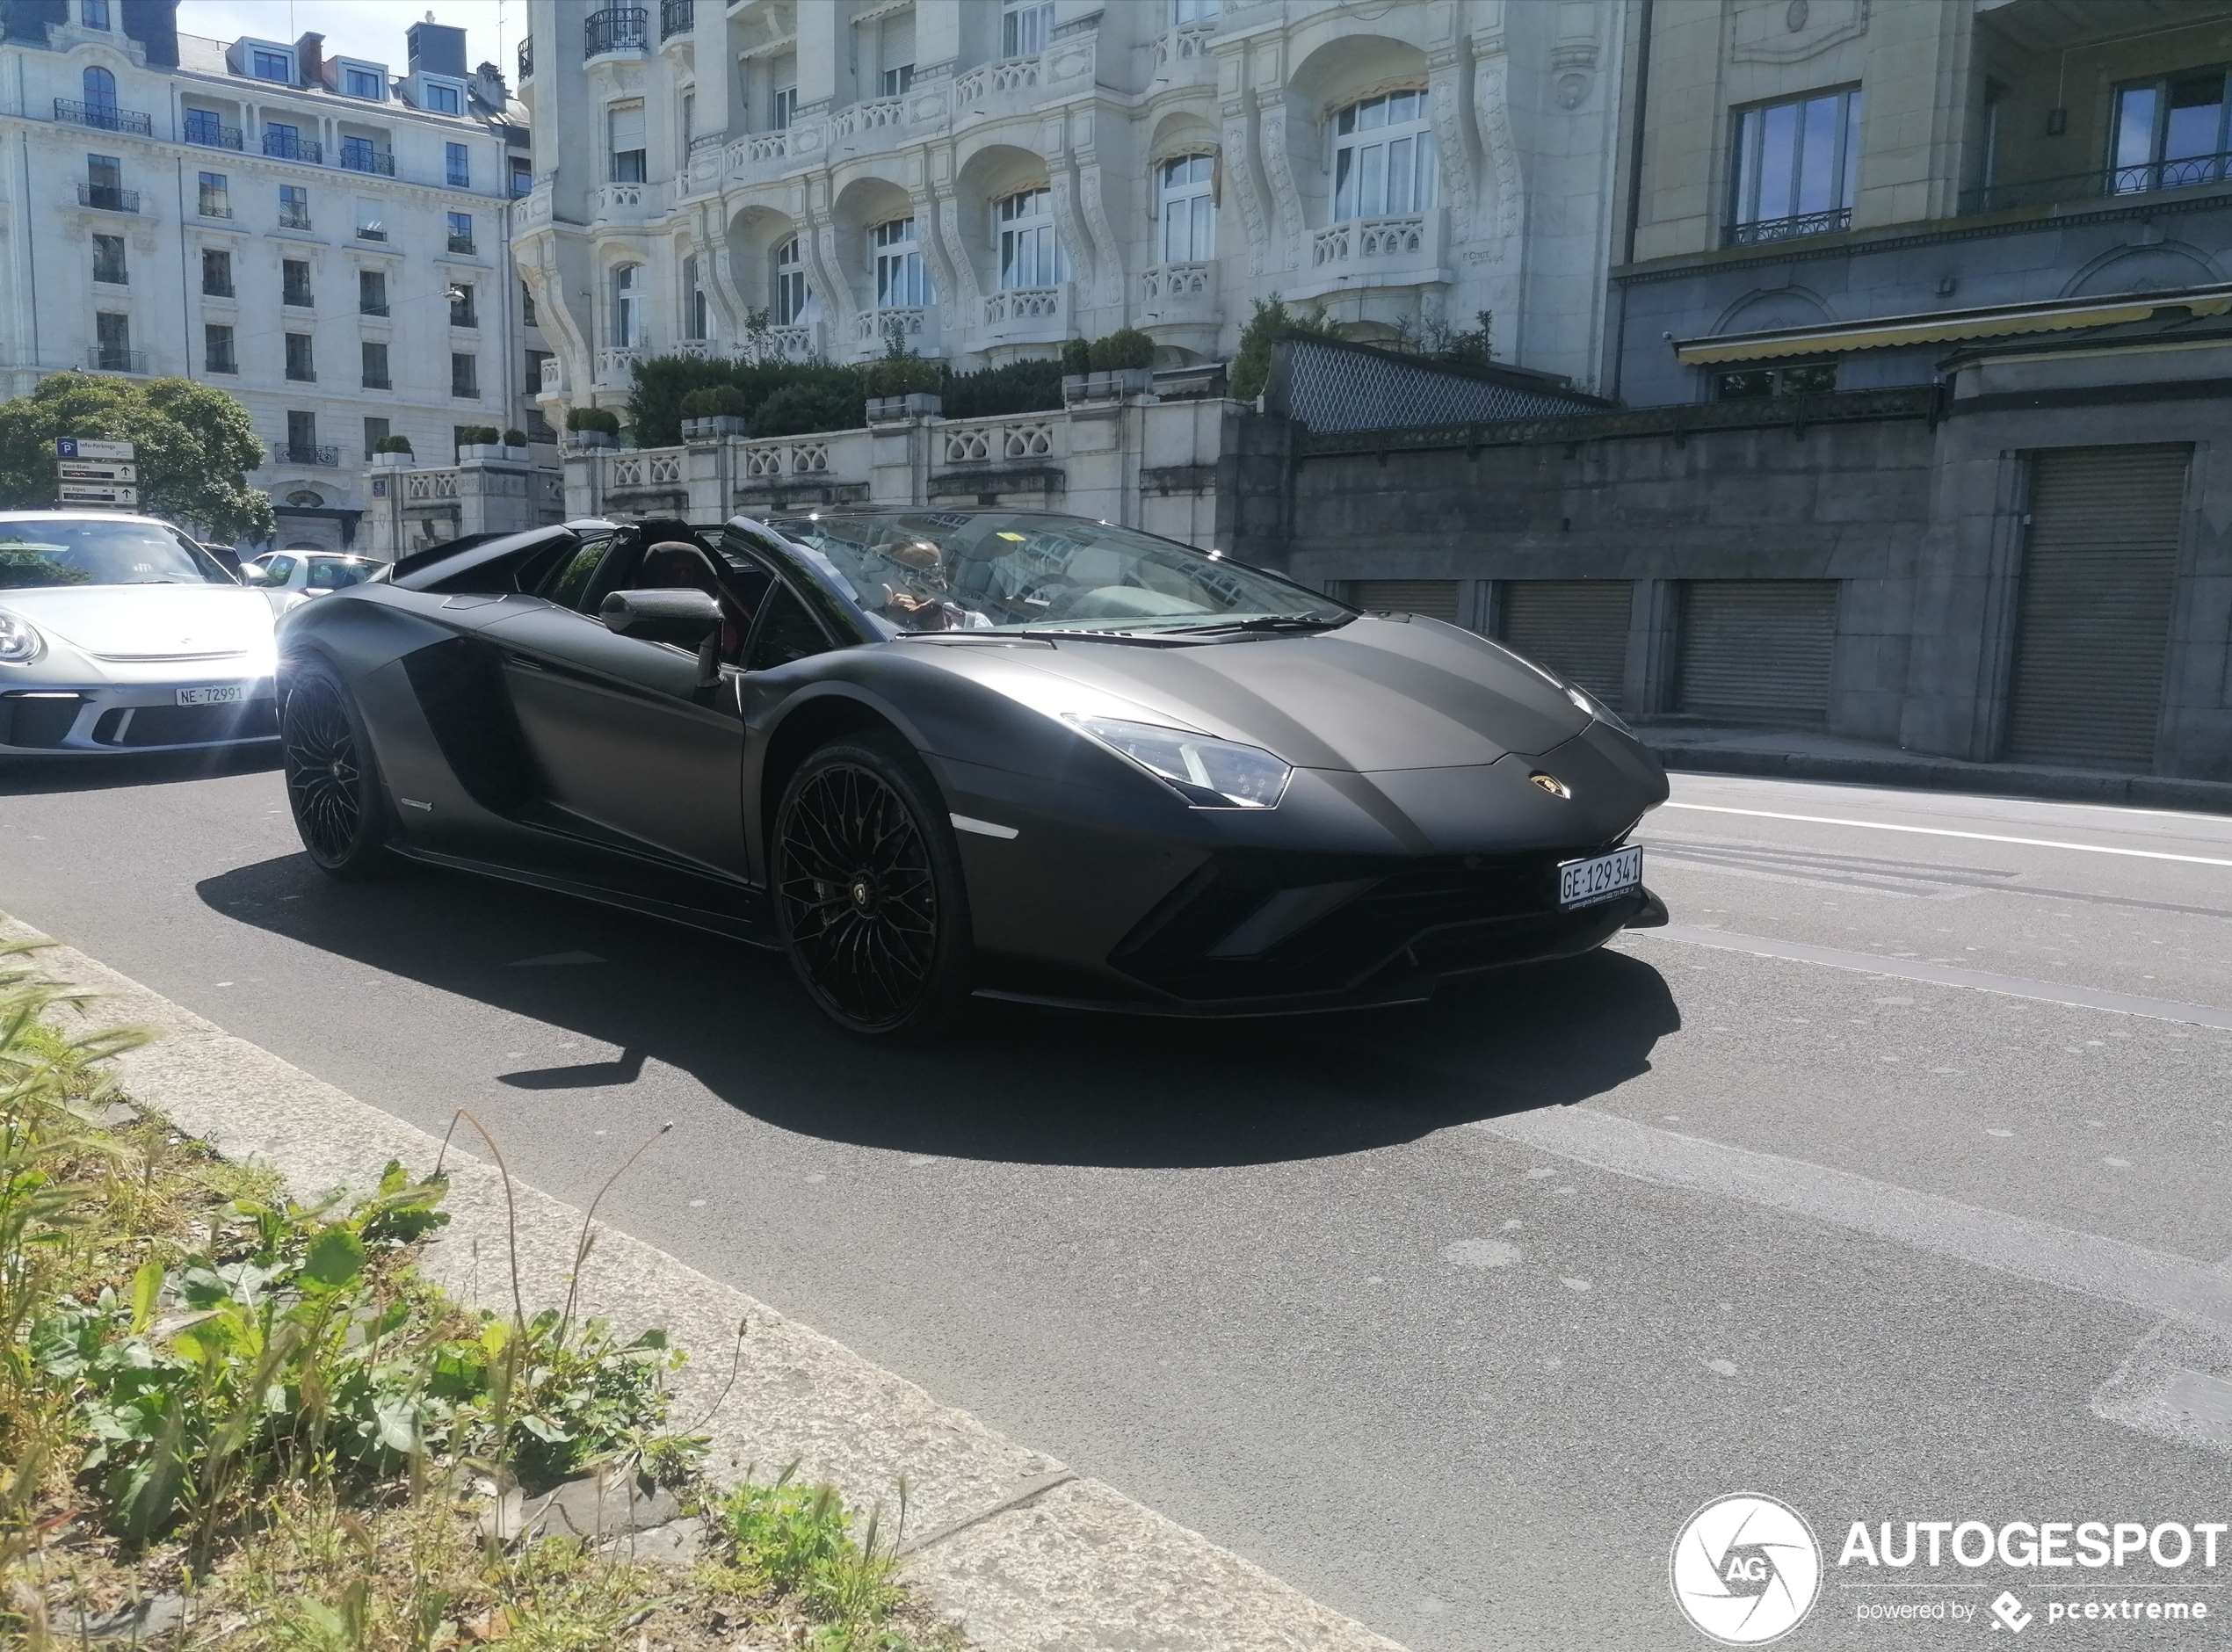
0,941,962,1651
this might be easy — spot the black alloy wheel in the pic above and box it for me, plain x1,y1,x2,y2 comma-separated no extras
280,660,395,880
774,732,972,1039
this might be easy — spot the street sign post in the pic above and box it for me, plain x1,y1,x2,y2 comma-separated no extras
58,483,139,507
58,461,136,482
55,438,135,462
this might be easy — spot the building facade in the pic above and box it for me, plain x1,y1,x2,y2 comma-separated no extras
0,0,551,550
513,0,1630,413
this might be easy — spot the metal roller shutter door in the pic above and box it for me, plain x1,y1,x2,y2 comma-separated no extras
1498,581,1633,709
1350,580,1462,623
2004,445,2186,770
1674,580,1838,723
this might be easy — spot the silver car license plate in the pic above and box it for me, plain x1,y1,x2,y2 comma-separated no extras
1559,845,1642,909
176,685,244,707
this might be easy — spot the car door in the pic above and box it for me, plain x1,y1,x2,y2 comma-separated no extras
486,536,766,877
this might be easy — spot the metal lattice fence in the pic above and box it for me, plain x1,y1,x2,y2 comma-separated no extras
1272,335,1604,434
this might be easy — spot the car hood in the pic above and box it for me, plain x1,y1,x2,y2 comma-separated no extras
980,614,1590,770
0,583,276,661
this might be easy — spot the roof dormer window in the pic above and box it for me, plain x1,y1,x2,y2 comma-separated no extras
251,47,293,83
418,76,465,114
341,63,386,100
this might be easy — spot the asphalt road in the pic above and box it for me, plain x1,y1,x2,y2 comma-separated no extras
4,750,2231,1650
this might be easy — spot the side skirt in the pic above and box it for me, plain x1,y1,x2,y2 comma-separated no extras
387,844,779,949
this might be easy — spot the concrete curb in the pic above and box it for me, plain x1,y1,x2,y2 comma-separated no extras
1649,741,2232,816
4,913,1407,1652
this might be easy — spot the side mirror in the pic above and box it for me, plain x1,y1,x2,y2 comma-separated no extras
239,564,277,587
599,587,722,646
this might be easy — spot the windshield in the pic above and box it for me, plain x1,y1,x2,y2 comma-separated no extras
762,511,1352,635
0,519,218,591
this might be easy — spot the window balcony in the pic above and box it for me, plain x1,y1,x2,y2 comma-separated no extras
76,183,139,213
954,56,1041,104
851,307,931,359
517,35,533,81
264,132,323,164
743,322,821,365
539,354,565,393
184,116,243,150
589,180,659,223
273,443,340,467
831,97,905,140
362,373,392,390
1722,206,1852,248
356,226,388,243
1960,151,2232,217
285,365,317,383
55,98,151,135
1139,261,1217,328
1154,23,1216,70
87,346,147,374
584,8,649,59
279,207,313,231
660,0,692,40
1294,210,1446,301
981,283,1068,347
595,345,640,386
339,146,395,177
447,233,477,255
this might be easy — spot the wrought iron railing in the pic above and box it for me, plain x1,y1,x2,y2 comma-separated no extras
183,113,243,150
263,131,322,163
661,0,693,39
89,346,147,374
1960,150,2232,216
447,234,477,255
55,98,150,134
274,444,341,467
339,145,395,176
279,206,313,230
518,36,533,79
76,183,139,212
1723,206,1852,248
584,8,649,57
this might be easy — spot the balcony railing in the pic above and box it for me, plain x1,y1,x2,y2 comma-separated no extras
279,208,313,230
661,0,693,39
264,132,323,163
76,183,139,213
1723,206,1852,248
273,444,341,467
183,116,243,150
362,373,391,390
356,226,388,242
518,35,533,80
361,301,390,317
447,234,477,255
285,364,317,383
88,346,147,374
833,96,905,139
854,307,926,348
55,98,151,134
339,146,395,176
1960,150,2232,217
584,8,649,58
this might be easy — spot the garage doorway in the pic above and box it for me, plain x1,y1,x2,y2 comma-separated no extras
2004,445,2187,771
1497,580,1633,710
1674,580,1839,724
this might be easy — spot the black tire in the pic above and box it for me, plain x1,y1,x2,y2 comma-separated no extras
279,657,396,881
772,731,974,1040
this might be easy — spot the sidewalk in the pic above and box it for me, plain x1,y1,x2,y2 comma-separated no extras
1643,724,2232,815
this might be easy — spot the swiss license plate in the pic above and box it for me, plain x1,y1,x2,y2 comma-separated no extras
1559,845,1643,909
176,685,244,707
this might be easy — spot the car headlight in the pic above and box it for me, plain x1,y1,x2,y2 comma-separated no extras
0,612,43,666
1069,715,1293,809
1564,683,1633,738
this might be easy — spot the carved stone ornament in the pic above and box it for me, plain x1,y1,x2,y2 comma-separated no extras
1732,0,1866,63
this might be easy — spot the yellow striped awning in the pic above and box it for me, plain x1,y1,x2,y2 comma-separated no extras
1673,285,2232,366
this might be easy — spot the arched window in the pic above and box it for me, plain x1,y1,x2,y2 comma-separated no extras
612,264,642,347
1158,156,1214,263
82,65,117,112
286,489,324,507
872,217,927,308
1331,89,1435,223
774,235,809,324
996,187,1065,289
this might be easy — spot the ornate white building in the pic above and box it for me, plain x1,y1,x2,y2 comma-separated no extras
514,0,1628,413
0,0,549,550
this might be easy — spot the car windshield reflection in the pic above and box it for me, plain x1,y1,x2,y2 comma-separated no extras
763,511,1353,635
0,520,223,590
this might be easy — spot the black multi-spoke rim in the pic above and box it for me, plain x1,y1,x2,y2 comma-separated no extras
283,676,363,862
778,763,938,1027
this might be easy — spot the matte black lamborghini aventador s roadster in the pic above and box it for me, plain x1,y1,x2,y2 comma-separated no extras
273,510,1669,1037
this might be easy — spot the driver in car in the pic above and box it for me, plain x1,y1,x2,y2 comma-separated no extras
868,538,990,631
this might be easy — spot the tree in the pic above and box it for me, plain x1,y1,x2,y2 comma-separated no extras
0,373,276,542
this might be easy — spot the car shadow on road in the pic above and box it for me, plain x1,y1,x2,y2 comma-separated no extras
0,747,281,795
197,853,1681,1170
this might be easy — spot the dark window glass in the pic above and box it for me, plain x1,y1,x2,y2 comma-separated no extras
451,353,479,398
363,417,389,459
359,269,388,315
201,248,232,295
538,540,614,610
204,323,236,373
91,233,127,284
282,259,313,307
362,341,390,388
744,583,830,670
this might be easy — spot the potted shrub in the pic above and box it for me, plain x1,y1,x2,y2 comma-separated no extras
678,385,750,441
370,433,415,468
1059,336,1092,401
500,427,531,460
565,406,620,450
1073,329,1156,401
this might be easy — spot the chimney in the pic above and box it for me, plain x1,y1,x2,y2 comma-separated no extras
473,59,507,108
293,31,323,87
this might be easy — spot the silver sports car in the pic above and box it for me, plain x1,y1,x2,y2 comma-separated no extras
0,511,279,755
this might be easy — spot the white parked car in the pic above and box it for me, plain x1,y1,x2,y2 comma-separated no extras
243,550,388,612
0,511,279,755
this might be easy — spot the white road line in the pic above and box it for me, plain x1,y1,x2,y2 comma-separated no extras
1634,924,2232,1031
1473,1106,2232,1334
1660,802,2232,867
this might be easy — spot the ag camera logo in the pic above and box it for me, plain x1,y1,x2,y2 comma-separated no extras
1671,1494,1823,1645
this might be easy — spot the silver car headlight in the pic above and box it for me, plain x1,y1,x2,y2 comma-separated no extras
0,612,43,666
1069,715,1293,809
1564,683,1633,738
